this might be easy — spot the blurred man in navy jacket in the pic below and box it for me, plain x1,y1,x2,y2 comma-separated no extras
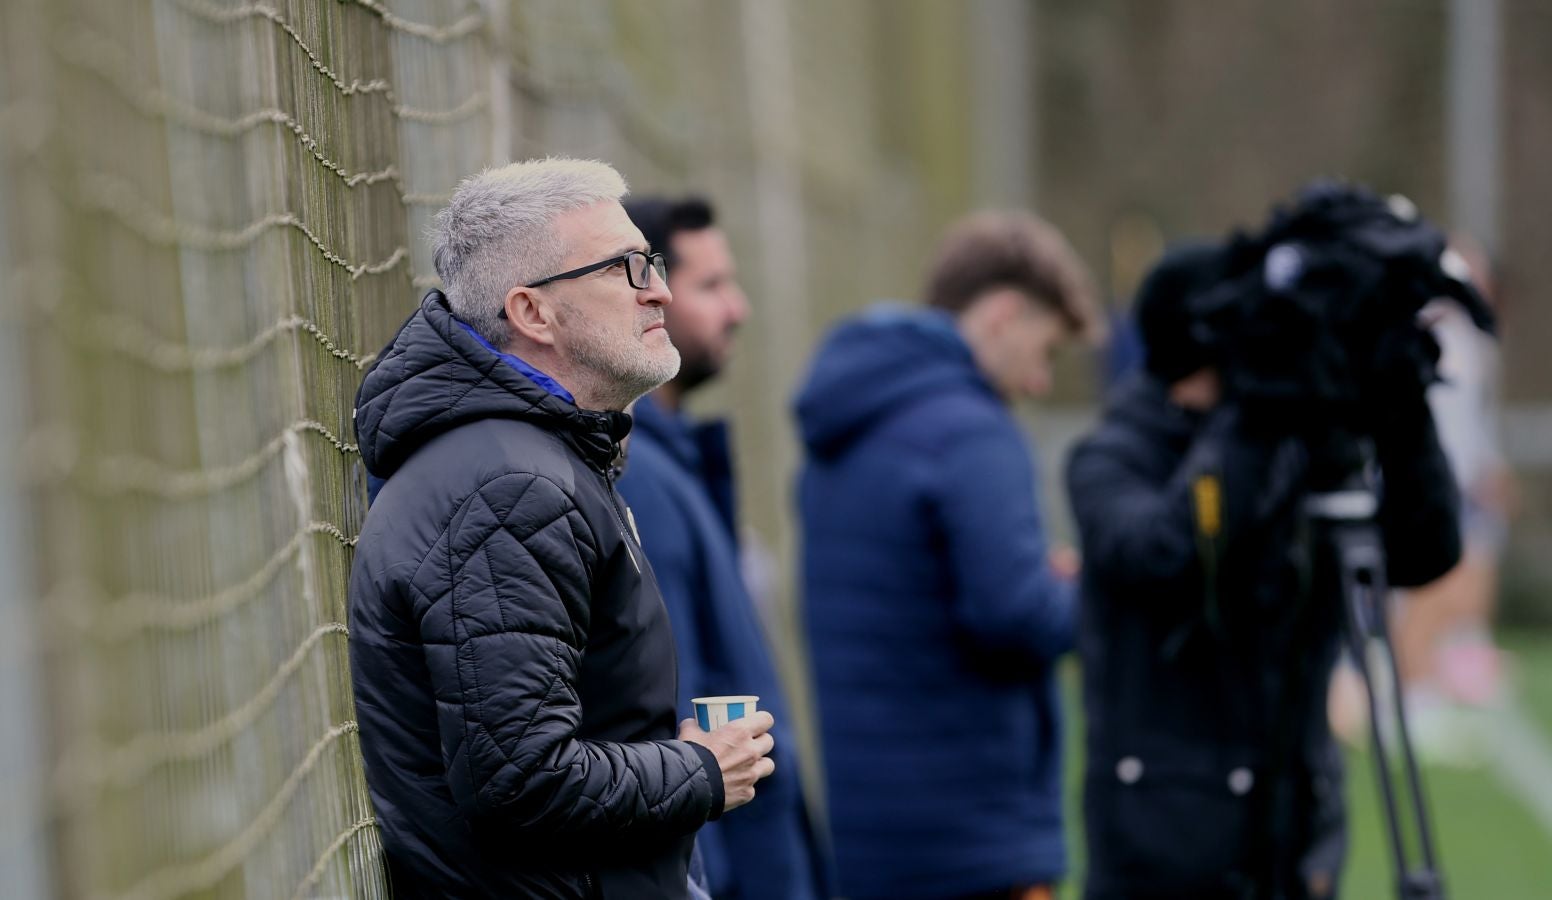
617,197,828,900
794,212,1102,900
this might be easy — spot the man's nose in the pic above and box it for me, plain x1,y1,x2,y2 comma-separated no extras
640,275,672,307
726,284,750,325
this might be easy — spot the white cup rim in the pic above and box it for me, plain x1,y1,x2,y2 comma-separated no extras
690,695,759,705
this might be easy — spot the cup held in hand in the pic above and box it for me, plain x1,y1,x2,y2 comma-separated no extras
691,695,759,731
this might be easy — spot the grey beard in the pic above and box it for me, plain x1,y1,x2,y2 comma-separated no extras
554,299,681,409
591,358,679,410
568,331,681,410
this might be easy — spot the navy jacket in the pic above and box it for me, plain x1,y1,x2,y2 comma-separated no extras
1067,375,1460,899
794,304,1074,899
348,293,722,898
617,394,828,900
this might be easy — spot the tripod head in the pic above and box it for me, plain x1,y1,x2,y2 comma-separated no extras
1305,459,1386,609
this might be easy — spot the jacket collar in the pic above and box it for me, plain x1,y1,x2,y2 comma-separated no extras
629,393,738,533
454,320,576,405
630,393,701,469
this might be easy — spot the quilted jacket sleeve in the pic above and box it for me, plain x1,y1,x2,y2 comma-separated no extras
418,471,715,836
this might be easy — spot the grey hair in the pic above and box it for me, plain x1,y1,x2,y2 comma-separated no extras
430,158,629,346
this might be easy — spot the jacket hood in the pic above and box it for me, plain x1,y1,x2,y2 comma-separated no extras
793,304,994,457
354,291,632,478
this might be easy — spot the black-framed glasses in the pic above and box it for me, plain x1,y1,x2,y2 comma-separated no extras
528,250,666,291
498,251,667,318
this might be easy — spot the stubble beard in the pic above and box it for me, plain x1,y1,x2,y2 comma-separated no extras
559,302,681,410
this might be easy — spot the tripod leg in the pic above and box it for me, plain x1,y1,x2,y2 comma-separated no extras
1339,560,1416,899
1370,583,1447,899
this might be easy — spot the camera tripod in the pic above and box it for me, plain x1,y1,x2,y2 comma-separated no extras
1307,481,1446,900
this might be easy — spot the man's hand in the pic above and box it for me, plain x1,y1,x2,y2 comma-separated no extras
678,711,776,814
1048,543,1081,581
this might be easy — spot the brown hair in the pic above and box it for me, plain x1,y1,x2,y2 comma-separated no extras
924,211,1104,342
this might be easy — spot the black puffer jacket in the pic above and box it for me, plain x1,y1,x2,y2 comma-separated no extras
348,292,722,899
1067,375,1459,900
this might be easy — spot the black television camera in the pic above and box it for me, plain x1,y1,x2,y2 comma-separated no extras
1184,182,1493,478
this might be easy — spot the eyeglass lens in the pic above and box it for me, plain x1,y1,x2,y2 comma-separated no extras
629,252,667,290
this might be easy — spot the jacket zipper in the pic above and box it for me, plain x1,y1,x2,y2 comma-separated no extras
603,450,642,574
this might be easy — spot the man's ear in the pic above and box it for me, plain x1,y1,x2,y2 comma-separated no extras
977,288,1025,328
504,285,559,347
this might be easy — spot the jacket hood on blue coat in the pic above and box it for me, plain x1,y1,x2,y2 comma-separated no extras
355,291,631,479
793,304,992,458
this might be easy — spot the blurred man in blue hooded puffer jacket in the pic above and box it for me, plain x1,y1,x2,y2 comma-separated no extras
794,212,1103,900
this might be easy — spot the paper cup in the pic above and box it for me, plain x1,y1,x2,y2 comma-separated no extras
691,695,759,731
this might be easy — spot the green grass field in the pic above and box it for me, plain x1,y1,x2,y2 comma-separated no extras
1505,631,1552,737
1056,629,1552,899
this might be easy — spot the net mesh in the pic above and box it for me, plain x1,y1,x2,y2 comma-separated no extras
2,0,492,896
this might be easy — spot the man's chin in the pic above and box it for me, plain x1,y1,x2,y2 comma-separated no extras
651,349,683,387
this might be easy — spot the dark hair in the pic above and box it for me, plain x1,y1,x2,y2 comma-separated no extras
924,211,1102,341
623,196,715,269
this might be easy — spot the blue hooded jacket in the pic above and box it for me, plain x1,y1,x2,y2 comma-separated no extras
794,304,1074,899
616,394,828,900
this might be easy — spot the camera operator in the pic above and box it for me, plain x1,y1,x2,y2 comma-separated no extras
1066,232,1463,899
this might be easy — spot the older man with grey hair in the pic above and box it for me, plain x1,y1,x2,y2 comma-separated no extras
348,157,775,898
